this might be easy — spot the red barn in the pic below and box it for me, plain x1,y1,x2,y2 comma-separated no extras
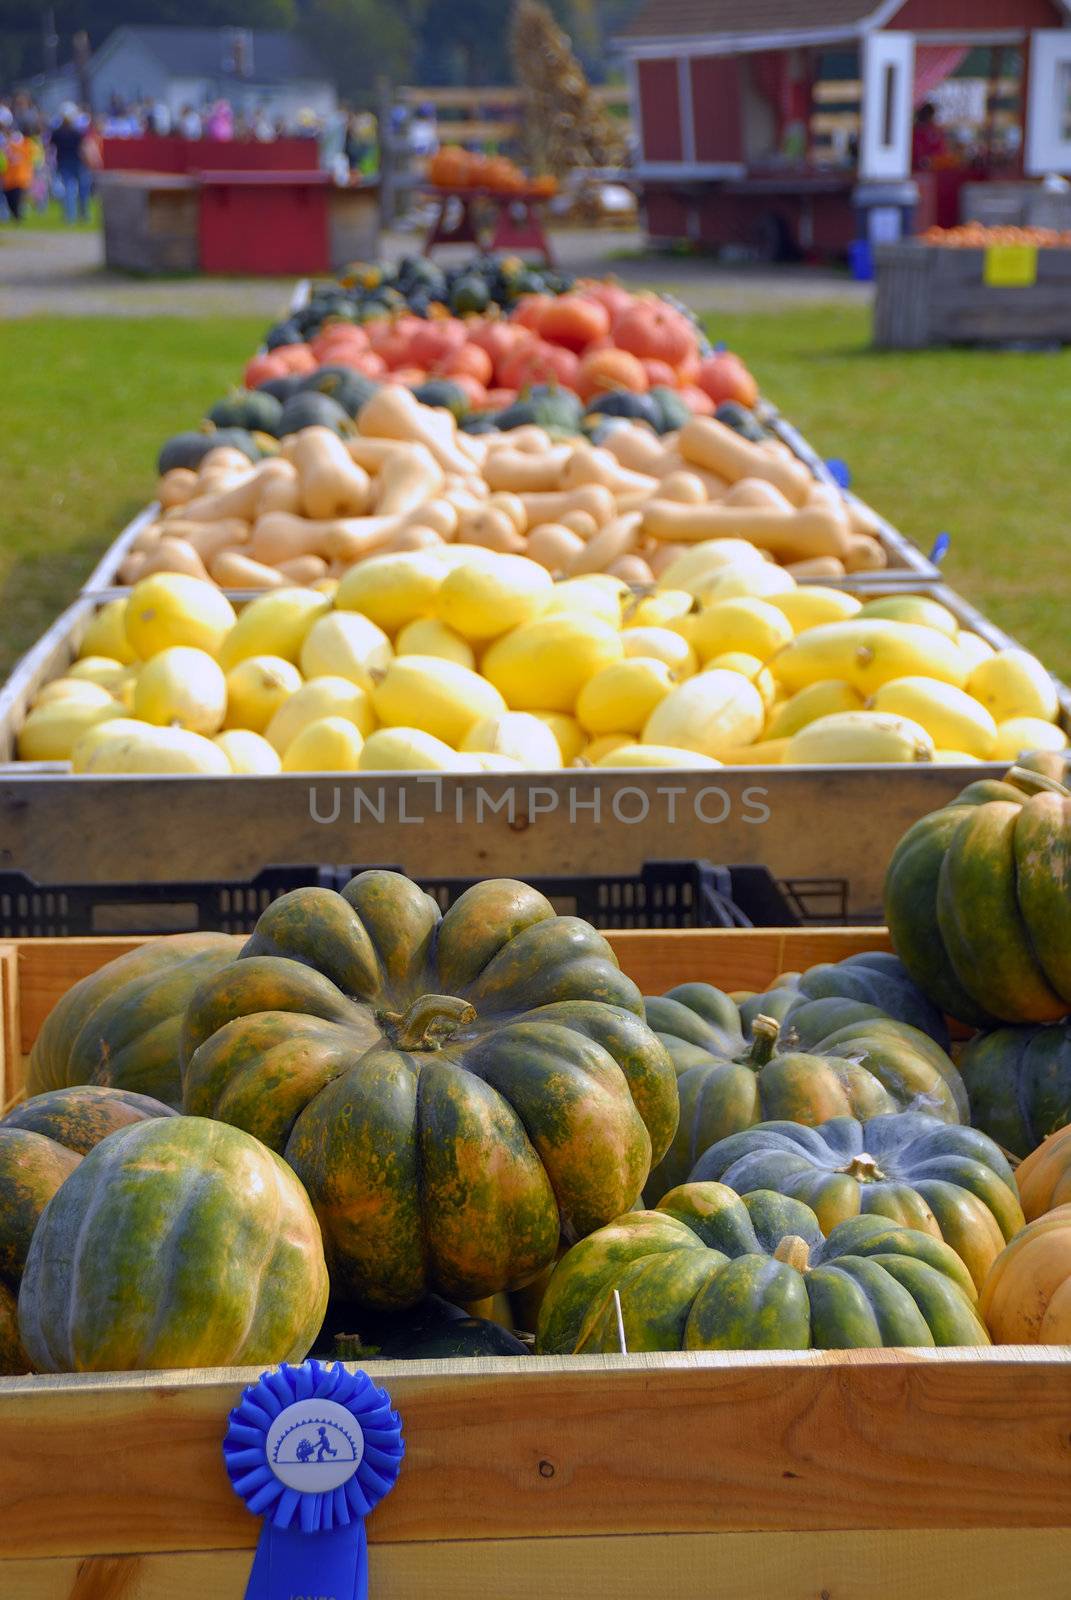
618,0,1071,256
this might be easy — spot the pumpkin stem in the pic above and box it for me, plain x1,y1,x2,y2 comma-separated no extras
382,993,477,1051
772,1235,811,1273
747,1014,781,1069
839,1153,886,1183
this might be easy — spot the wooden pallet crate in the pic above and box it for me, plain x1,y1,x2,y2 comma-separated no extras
0,929,1068,1600
0,584,1066,918
875,241,1071,349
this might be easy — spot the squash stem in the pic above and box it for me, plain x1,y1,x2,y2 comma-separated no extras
747,1014,781,1069
382,993,477,1051
838,1153,887,1183
772,1235,811,1273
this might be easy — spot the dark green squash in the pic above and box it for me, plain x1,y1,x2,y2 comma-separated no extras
584,390,662,430
301,365,381,418
206,390,283,435
181,871,678,1310
28,933,242,1108
644,984,966,1202
277,391,351,437
412,378,471,418
648,386,692,435
0,1129,81,1292
536,1183,987,1354
2,1085,177,1155
714,401,766,442
18,1116,328,1373
156,428,259,475
742,951,950,1050
450,274,491,315
690,1110,1024,1291
959,1021,1071,1158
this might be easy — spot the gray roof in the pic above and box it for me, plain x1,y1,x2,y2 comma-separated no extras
96,26,328,85
620,0,883,41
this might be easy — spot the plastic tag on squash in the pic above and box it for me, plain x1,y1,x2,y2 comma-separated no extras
983,245,1038,288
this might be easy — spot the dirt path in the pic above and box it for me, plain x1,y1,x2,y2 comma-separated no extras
0,223,871,319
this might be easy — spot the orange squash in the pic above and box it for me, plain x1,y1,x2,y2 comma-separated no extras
1016,1124,1071,1219
613,301,698,369
979,1205,1071,1343
577,346,649,401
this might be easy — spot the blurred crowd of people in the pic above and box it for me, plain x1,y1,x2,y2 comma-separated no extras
0,90,381,224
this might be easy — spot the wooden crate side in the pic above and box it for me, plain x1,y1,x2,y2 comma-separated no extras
0,1350,1068,1558
8,1529,1071,1600
0,944,20,1108
9,930,895,1058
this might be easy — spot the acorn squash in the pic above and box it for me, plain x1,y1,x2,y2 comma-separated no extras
181,872,678,1310
156,428,259,475
206,390,283,435
644,984,966,1202
28,933,242,1108
690,1110,1024,1291
536,1183,987,1354
303,365,381,418
959,1022,1071,1159
277,391,350,437
18,1116,328,1373
885,764,1071,1027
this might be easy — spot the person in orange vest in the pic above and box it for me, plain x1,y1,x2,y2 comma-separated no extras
1,107,34,221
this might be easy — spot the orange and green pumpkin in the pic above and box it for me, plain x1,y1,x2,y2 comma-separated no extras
18,1116,328,1373
28,933,242,1108
643,985,966,1202
980,1204,1071,1344
0,1284,28,1375
0,1128,81,1292
959,1022,1071,1159
1,1084,177,1156
181,872,678,1310
689,1111,1024,1291
536,1183,987,1354
1015,1123,1071,1220
885,765,1071,1027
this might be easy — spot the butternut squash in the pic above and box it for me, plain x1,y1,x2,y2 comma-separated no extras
559,508,597,541
848,497,882,537
178,470,267,525
784,555,847,579
372,443,444,516
656,453,730,498
483,446,572,494
256,464,302,517
156,469,199,508
568,511,643,575
199,446,254,475
120,538,210,583
401,497,459,540
721,478,796,512
641,501,852,562
346,437,406,474
607,554,654,584
526,523,586,574
495,425,553,454
276,555,329,585
209,550,286,589
519,485,616,529
486,492,526,534
648,541,690,578
357,387,473,475
291,428,372,520
560,446,659,500
678,417,812,505
165,519,251,561
657,471,708,505
457,506,526,554
443,472,489,501
250,511,400,568
602,425,669,477
377,524,446,555
841,533,888,572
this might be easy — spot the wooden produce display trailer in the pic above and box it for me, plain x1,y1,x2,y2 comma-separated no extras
875,242,1071,350
1,583,1068,921
0,928,1069,1600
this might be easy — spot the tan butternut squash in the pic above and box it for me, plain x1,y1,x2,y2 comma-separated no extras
121,538,210,583
257,463,303,517
165,519,250,561
784,555,847,579
559,508,598,541
568,511,642,575
648,541,690,578
526,523,586,573
841,533,888,572
678,417,812,505
199,446,254,474
656,453,730,498
607,554,654,584
560,446,659,499
443,472,489,501
519,485,615,530
156,469,199,508
209,550,286,589
641,500,852,562
377,524,445,555
276,555,329,585
249,511,400,568
484,446,572,494
401,498,459,540
721,478,796,512
178,471,266,525
356,387,473,475
495,425,553,454
601,425,668,477
372,443,444,516
657,471,708,505
848,497,883,537
290,428,372,520
345,437,405,473
457,506,526,554
486,492,526,534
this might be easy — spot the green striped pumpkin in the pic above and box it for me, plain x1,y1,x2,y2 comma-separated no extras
959,1022,1071,1158
690,1111,1024,1291
18,1116,328,1372
536,1183,987,1354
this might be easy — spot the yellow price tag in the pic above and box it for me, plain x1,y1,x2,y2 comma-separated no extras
983,244,1038,287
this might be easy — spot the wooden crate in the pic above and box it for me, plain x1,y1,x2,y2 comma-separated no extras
875,242,1071,349
98,172,200,275
0,929,1068,1600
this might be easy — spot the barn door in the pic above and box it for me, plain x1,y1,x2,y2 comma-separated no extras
860,31,916,180
1026,31,1071,175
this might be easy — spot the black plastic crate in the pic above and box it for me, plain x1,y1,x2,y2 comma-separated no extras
0,862,847,939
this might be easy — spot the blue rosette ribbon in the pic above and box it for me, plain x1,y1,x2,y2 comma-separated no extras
224,1358,404,1600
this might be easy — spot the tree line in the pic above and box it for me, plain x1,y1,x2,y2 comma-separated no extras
1,0,643,96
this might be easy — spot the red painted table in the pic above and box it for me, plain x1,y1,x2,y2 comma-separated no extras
423,186,555,264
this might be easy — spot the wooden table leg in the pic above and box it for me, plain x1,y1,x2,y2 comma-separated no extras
489,197,555,266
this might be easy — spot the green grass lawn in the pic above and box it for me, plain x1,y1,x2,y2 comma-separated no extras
3,305,1069,685
4,196,101,231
